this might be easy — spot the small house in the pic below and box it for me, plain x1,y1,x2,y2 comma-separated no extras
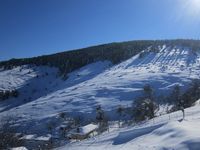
68,124,98,140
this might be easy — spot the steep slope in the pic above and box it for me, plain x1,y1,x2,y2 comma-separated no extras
58,103,200,150
0,43,200,134
0,65,61,112
0,46,200,127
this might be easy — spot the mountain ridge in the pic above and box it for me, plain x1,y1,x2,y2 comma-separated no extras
1,39,200,77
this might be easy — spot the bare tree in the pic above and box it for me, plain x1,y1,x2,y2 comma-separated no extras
116,105,124,128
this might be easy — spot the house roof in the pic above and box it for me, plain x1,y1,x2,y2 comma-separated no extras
70,124,98,135
10,147,28,150
20,134,51,141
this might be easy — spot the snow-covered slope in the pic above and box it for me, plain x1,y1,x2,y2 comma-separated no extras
0,45,200,133
0,65,61,112
58,103,200,150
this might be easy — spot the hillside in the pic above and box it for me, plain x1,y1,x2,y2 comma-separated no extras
1,39,200,149
1,40,200,76
58,103,200,150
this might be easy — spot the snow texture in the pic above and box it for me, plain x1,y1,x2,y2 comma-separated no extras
0,45,200,134
10,147,28,150
70,124,98,135
58,104,200,150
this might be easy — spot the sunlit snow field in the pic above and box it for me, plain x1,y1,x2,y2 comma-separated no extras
0,45,200,133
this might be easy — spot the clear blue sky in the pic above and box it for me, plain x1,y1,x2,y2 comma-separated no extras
1,0,200,61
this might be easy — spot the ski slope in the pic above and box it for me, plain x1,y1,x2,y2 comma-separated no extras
58,103,200,150
0,45,200,133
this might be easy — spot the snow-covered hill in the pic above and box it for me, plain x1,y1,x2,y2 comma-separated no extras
0,45,200,134
58,103,200,150
0,65,60,112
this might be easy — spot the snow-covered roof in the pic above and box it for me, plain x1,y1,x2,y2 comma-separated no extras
10,147,28,150
21,134,36,140
35,135,51,141
20,134,51,141
70,124,98,135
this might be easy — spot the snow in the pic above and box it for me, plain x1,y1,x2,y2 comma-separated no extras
81,124,98,134
0,65,60,112
21,134,36,140
70,124,98,135
58,104,200,150
10,147,28,150
21,134,51,141
35,135,51,141
1,45,200,149
1,46,200,134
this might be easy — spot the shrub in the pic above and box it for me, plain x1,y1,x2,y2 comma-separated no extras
96,105,109,133
0,116,24,149
132,98,158,122
0,89,19,101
